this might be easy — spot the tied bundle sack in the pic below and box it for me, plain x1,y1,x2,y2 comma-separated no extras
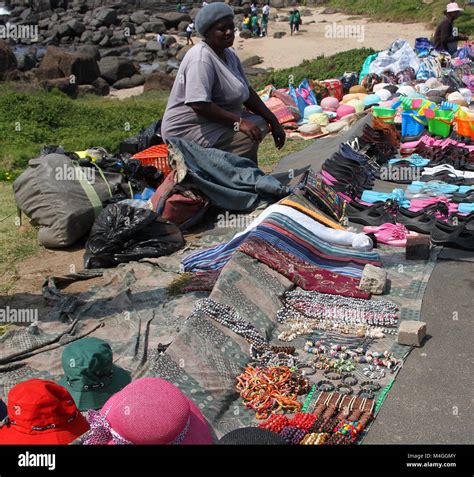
84,202,184,269
13,153,124,248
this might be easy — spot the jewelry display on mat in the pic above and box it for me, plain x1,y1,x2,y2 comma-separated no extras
277,290,399,328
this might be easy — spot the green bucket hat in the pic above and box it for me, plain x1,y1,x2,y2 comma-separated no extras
60,337,131,412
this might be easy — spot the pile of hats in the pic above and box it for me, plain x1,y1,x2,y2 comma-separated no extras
0,338,213,445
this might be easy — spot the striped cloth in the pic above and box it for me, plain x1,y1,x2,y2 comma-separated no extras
181,213,380,277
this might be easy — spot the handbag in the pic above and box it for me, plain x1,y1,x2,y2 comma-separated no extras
302,169,347,222
149,170,210,230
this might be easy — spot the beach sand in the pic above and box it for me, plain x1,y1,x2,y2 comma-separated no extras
231,8,433,69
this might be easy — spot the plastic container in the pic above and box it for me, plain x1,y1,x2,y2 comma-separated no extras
372,106,396,123
454,117,474,140
132,144,172,176
401,110,427,137
428,110,454,138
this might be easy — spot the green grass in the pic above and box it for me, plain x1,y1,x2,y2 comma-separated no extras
327,0,474,34
252,48,376,90
0,183,39,293
0,83,169,178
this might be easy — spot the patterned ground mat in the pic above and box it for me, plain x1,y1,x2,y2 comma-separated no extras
0,194,439,443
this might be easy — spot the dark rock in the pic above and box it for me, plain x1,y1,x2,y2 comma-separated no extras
112,74,145,89
40,77,78,98
95,8,118,27
57,23,72,38
143,71,175,92
77,45,100,61
142,21,166,33
99,35,110,48
98,56,138,85
80,30,94,43
164,36,177,47
155,12,191,29
146,40,161,52
243,66,267,76
135,26,145,35
176,45,192,61
273,31,286,39
241,55,262,67
0,40,18,80
239,29,252,39
89,19,102,29
177,20,189,32
67,19,86,36
130,11,148,25
121,22,136,37
321,8,338,14
91,77,110,96
36,45,100,84
133,51,153,63
100,48,121,58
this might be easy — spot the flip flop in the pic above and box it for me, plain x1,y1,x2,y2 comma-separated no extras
363,223,419,247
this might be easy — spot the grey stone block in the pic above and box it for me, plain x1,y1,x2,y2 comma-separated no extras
397,320,427,347
358,264,387,295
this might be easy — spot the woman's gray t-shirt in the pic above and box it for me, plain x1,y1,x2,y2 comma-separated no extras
160,42,251,148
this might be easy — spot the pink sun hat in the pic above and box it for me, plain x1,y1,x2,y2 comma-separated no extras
320,96,340,112
82,378,215,445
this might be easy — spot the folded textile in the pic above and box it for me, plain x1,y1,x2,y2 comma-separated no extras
239,236,370,299
278,199,346,230
182,212,381,277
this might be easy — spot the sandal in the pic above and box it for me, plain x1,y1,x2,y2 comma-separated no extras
363,223,419,247
345,201,396,226
431,221,474,250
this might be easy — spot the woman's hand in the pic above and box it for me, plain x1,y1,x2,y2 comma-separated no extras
239,119,263,142
270,121,286,149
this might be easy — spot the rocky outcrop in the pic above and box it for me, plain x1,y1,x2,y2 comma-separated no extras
36,46,100,84
98,56,138,84
0,40,19,80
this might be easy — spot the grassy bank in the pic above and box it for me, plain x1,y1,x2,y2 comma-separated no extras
253,47,376,90
0,84,169,178
327,0,474,33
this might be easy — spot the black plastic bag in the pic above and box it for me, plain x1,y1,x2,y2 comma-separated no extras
119,120,163,155
84,202,185,269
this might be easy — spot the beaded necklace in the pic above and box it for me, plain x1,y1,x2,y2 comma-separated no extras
278,290,399,328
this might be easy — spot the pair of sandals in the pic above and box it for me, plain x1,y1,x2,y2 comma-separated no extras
346,199,446,234
431,216,474,250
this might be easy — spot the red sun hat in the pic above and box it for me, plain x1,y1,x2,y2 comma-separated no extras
0,379,89,445
82,377,215,445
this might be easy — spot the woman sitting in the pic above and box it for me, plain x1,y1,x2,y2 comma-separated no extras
161,2,285,164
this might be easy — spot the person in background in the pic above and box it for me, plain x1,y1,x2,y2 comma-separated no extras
176,1,182,12
261,2,270,36
186,21,195,45
251,13,260,37
294,8,301,33
250,2,257,15
242,13,250,30
157,32,167,50
289,9,296,36
434,2,469,55
160,2,286,164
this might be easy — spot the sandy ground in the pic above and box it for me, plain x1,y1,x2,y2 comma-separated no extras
233,8,433,69
109,7,433,99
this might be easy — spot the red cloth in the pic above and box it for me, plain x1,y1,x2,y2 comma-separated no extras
239,236,370,299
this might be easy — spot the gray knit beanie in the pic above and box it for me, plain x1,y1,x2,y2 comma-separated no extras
195,2,234,37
